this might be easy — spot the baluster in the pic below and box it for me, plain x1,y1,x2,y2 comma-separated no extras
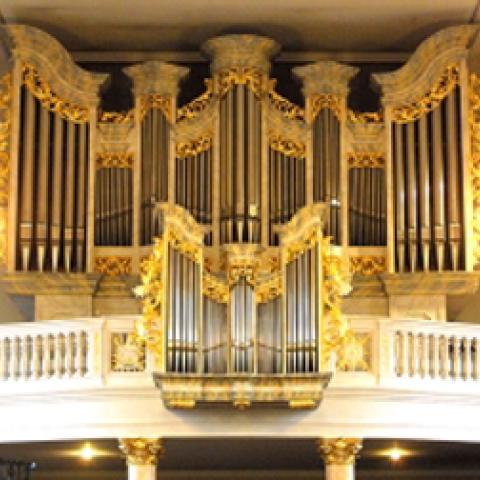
432,335,440,380
19,337,29,380
42,335,52,378
10,338,18,380
0,337,4,380
55,334,64,377
401,331,409,377
452,336,460,380
86,330,96,377
463,337,472,381
474,338,480,380
411,333,420,378
440,336,449,379
32,335,41,378
74,331,83,377
65,332,73,376
421,334,429,378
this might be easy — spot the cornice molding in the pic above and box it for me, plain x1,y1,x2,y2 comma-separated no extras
294,61,359,97
373,24,478,106
4,25,108,107
202,34,280,75
124,60,189,97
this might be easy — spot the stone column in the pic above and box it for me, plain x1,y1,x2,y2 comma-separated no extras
318,438,362,480
119,438,163,480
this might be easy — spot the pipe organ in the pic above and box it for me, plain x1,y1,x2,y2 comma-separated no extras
1,23,480,404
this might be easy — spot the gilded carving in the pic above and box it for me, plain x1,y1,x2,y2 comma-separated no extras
99,110,134,124
350,255,386,275
0,73,11,265
470,73,480,269
203,272,229,303
111,333,146,372
255,274,282,303
347,110,383,123
215,67,268,97
310,93,342,121
269,134,306,158
176,135,212,158
268,87,305,121
118,438,164,466
347,152,384,169
318,438,363,465
139,94,172,123
392,64,459,123
94,256,132,276
177,79,214,121
96,152,134,169
22,63,89,123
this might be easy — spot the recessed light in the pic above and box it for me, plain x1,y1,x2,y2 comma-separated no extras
80,443,95,461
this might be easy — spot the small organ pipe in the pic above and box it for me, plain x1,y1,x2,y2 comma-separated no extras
77,123,87,267
406,122,417,272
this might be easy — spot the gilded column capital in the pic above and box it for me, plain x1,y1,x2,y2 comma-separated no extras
318,438,363,465
118,438,164,466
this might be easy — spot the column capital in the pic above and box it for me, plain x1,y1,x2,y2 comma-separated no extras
118,438,164,466
318,438,363,465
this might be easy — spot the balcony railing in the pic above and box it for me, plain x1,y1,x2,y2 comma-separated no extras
1,315,480,396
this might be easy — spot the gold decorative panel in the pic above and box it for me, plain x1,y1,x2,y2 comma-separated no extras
94,256,132,276
350,256,386,276
111,333,146,372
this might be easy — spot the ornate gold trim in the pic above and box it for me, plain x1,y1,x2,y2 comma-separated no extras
347,152,385,169
255,274,282,303
176,135,212,158
118,438,163,466
310,93,341,121
215,67,268,97
392,64,459,123
470,73,480,270
177,79,214,121
111,333,146,372
203,272,229,303
268,86,305,121
94,256,132,276
96,152,134,169
269,134,306,158
98,110,135,124
139,94,172,123
349,255,386,275
0,73,11,265
318,438,363,465
22,63,89,123
347,110,383,123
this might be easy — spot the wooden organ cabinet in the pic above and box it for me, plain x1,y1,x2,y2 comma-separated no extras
0,24,480,406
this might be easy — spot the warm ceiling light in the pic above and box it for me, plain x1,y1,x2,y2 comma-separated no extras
80,442,95,461
388,447,403,461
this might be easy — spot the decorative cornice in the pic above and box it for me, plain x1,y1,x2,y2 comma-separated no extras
118,438,163,466
94,256,132,276
374,25,478,106
124,60,189,97
5,25,107,107
294,61,359,97
318,438,363,465
202,34,280,75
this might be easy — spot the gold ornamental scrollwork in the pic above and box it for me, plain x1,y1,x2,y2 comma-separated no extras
310,93,342,122
203,272,229,303
94,256,132,276
176,135,212,158
111,333,146,372
347,152,385,169
139,94,172,123
269,134,306,159
98,109,135,124
268,87,305,121
469,73,480,269
318,438,363,465
255,274,282,303
96,152,134,169
22,63,89,123
0,73,12,265
347,110,383,124
119,438,164,466
349,255,386,275
215,67,268,97
392,64,459,123
177,79,214,121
